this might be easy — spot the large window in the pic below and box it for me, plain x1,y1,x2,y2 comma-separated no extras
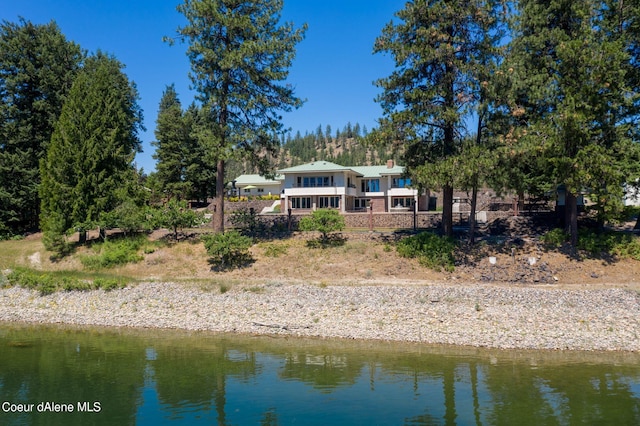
361,179,380,192
319,196,340,209
392,197,414,208
290,197,312,209
392,177,412,188
298,176,331,187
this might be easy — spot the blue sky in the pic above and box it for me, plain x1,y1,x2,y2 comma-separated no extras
3,0,400,172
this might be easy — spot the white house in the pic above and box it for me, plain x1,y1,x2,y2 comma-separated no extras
276,160,422,213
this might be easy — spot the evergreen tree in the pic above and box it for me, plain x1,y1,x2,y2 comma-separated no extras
186,104,218,202
374,0,504,237
0,19,83,235
507,0,640,245
325,124,332,144
40,52,144,249
152,84,191,199
170,0,306,233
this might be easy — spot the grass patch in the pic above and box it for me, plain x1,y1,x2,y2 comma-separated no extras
262,242,288,258
3,267,130,295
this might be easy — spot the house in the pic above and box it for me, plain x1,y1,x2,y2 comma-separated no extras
277,160,423,213
231,174,283,197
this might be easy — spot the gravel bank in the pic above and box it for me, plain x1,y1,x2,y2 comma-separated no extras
1,282,639,352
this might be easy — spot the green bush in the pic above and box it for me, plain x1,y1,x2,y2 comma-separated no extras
577,229,640,259
151,199,206,238
230,207,261,236
80,236,146,269
202,231,253,270
396,232,456,272
299,209,345,242
541,228,569,248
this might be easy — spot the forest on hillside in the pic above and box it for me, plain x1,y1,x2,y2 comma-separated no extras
225,122,394,178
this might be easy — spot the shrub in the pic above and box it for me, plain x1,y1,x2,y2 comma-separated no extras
396,232,456,272
299,209,345,242
541,228,569,248
578,229,640,259
151,199,206,238
80,236,146,269
229,207,262,236
100,201,152,235
202,231,253,270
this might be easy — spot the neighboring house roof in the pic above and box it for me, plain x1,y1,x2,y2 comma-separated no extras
277,161,363,176
233,174,283,186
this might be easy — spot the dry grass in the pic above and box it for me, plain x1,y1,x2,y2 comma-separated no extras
2,230,639,290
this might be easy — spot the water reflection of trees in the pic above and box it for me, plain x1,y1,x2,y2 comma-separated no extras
279,352,363,392
152,343,258,425
0,325,146,425
1,326,639,425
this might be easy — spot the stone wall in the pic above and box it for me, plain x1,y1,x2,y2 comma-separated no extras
223,210,515,231
219,199,516,231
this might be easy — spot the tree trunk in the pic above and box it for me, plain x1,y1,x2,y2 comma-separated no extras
566,191,578,247
212,159,225,233
518,190,525,214
469,178,478,245
442,184,454,237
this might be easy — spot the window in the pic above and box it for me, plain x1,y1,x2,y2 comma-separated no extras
355,199,370,210
291,197,311,209
257,188,264,193
392,177,412,188
392,197,414,208
302,176,330,187
361,179,380,192
319,196,340,209
243,188,251,193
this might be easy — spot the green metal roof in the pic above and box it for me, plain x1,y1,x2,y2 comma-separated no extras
277,161,406,178
233,174,283,186
277,161,360,174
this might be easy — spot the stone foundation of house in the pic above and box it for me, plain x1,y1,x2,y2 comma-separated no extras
221,208,515,231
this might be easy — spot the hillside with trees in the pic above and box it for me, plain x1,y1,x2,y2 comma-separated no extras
224,122,395,179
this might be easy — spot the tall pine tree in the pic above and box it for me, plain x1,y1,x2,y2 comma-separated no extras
40,52,144,249
507,0,640,245
152,84,191,199
170,0,306,232
0,19,83,236
373,0,505,237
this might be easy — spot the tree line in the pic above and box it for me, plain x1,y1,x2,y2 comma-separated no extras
1,0,639,250
371,0,640,245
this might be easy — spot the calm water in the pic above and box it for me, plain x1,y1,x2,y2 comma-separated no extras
1,323,639,425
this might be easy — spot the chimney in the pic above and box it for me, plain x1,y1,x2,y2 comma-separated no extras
386,159,394,169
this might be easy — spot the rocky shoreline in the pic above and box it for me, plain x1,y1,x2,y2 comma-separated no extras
1,281,639,352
